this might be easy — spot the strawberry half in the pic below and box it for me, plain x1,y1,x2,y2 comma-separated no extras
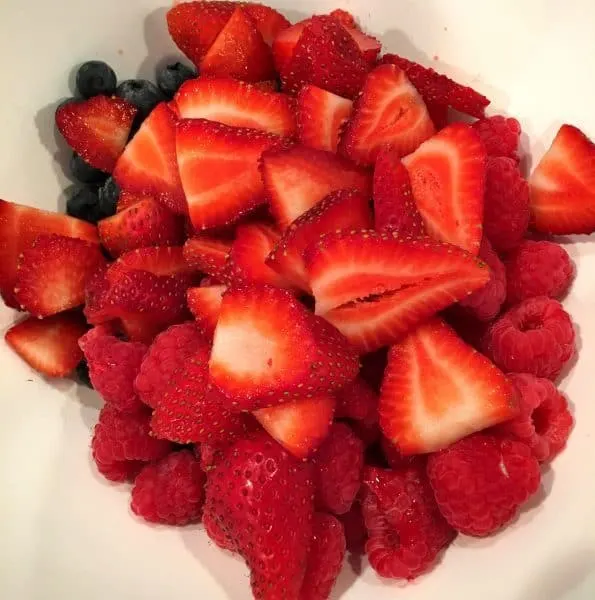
529,124,595,234
403,123,487,255
379,318,518,454
107,246,192,281
55,96,137,173
187,284,225,336
183,234,232,280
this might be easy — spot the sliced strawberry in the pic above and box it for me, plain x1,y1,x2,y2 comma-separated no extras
347,27,381,65
261,145,371,229
254,394,336,459
5,313,88,378
379,318,518,454
209,283,359,409
329,8,358,29
174,77,296,137
266,189,373,292
183,234,232,280
529,124,595,234
373,147,425,236
55,96,137,173
272,20,307,74
107,246,192,282
113,103,186,215
252,79,279,92
241,3,290,45
296,85,353,153
98,198,184,258
116,190,147,213
14,234,106,317
187,284,225,336
403,123,487,255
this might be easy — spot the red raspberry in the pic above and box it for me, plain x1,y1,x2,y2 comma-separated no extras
380,436,426,470
483,296,576,380
203,509,238,552
483,157,530,252
495,373,574,462
131,450,206,525
362,466,455,580
94,457,144,483
505,240,575,305
472,116,521,159
335,377,379,424
427,433,541,536
338,498,367,554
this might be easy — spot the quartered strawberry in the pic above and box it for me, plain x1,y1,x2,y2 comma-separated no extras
345,27,381,65
266,189,373,292
296,85,353,153
187,285,225,336
5,312,88,378
329,8,358,29
174,77,296,137
14,234,106,317
379,318,518,454
272,20,307,74
177,118,285,230
113,103,186,215
261,145,371,230
241,3,290,45
55,95,137,173
116,190,147,213
403,123,487,255
340,64,435,166
209,283,359,409
183,234,232,280
107,246,192,281
529,124,595,234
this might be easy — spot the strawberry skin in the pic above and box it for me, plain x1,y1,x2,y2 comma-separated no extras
108,246,192,281
240,3,290,46
186,284,225,336
272,20,307,74
183,234,232,280
379,318,518,454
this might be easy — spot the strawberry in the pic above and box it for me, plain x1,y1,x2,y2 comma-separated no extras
252,80,279,92
335,377,379,424
403,123,487,255
201,7,275,82
329,8,358,29
209,283,359,408
345,27,381,65
266,189,373,292
373,147,425,236
98,198,185,257
340,64,435,167
176,118,285,230
261,145,371,230
174,77,296,137
107,246,193,281
296,85,353,153
529,124,595,234
379,318,518,454
241,3,290,45
116,190,147,213
0,199,98,308
113,103,186,215
183,234,232,280
55,95,137,173
5,312,88,378
186,285,225,336
14,234,105,317
272,20,307,74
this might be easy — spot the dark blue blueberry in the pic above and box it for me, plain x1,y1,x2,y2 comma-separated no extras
76,360,93,388
69,153,108,185
98,177,120,217
66,187,103,224
76,61,117,99
157,62,196,98
115,79,164,122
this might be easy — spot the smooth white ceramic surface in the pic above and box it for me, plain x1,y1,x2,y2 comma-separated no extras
1,1,595,599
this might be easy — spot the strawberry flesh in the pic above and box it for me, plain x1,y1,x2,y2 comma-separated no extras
183,234,232,280
186,285,225,336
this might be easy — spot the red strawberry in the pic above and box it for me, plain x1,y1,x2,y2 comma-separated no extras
296,84,353,153
335,377,379,424
379,318,518,454
341,64,435,166
55,95,137,173
113,103,186,215
116,190,147,213
345,27,381,65
329,8,358,29
241,3,290,45
108,246,192,281
272,20,308,74
209,283,359,408
266,188,373,292
261,145,371,230
252,79,279,92
183,234,232,280
529,124,595,234
403,123,487,255
176,118,285,230
186,285,225,336
174,77,296,137
5,312,88,377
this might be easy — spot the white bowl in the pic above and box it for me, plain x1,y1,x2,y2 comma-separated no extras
1,1,595,599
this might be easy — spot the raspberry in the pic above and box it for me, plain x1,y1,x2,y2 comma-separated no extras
505,240,575,305
338,498,367,554
483,157,530,253
94,457,144,483
380,435,425,470
131,450,206,525
335,377,378,422
362,466,455,580
472,116,521,159
495,374,574,462
483,296,576,380
427,433,541,536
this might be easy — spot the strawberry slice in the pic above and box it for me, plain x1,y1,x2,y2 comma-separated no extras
379,318,518,454
340,64,435,166
113,103,186,215
296,85,353,153
261,145,371,230
183,234,232,280
14,234,106,317
174,77,296,137
329,8,358,29
266,189,373,292
327,9,380,64
116,190,147,213
403,123,487,255
529,124,595,234
241,3,290,45
5,312,88,378
272,20,307,74
254,394,336,459
201,7,275,82
209,284,359,409
187,284,225,336
373,147,426,236
107,246,193,281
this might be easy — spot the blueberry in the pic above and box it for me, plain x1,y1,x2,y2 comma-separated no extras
157,62,196,98
69,153,108,185
66,187,103,224
76,360,93,388
98,177,120,217
115,79,164,122
76,61,117,99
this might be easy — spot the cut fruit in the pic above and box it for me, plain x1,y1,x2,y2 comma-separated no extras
241,3,290,46
183,234,232,280
187,285,225,336
272,20,307,74
107,246,192,281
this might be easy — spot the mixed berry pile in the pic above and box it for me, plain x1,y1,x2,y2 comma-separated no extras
2,2,593,598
